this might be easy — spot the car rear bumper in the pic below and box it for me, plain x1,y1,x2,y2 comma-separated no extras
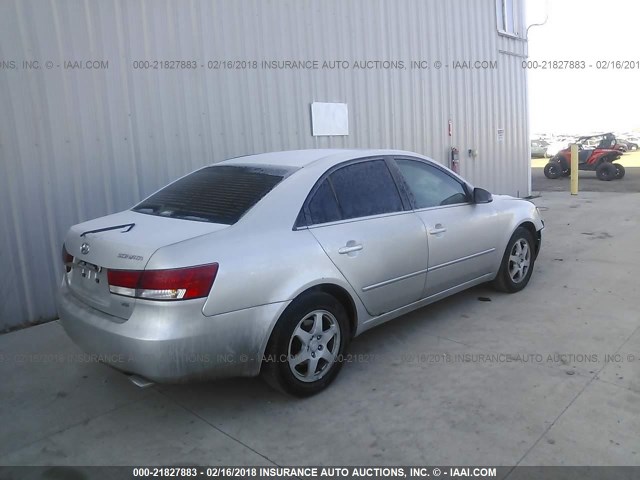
57,281,288,383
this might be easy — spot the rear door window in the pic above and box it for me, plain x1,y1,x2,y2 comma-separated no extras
307,179,342,225
133,165,289,224
328,160,404,220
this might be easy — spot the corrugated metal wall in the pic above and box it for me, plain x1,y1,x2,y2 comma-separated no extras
0,0,528,330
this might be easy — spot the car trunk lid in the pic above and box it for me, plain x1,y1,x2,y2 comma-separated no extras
63,210,227,320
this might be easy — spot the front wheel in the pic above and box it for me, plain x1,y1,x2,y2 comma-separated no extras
492,227,536,293
596,162,616,181
613,163,626,179
261,292,349,397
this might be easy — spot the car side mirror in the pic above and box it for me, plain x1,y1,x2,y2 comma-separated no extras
473,187,493,204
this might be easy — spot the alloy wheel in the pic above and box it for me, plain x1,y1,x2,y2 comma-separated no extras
508,238,531,284
287,310,341,383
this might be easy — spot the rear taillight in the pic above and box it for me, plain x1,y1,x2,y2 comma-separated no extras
62,244,74,272
106,270,143,298
107,263,218,301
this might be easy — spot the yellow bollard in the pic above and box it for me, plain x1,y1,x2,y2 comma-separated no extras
570,143,579,195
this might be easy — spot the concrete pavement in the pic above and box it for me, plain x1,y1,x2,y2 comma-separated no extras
531,166,640,193
531,150,640,193
1,191,639,468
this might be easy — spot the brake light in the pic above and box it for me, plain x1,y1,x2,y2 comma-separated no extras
107,263,218,301
61,244,74,272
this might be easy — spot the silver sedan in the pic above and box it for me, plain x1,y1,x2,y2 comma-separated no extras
57,149,543,396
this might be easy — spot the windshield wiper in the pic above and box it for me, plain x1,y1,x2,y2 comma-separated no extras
81,223,135,237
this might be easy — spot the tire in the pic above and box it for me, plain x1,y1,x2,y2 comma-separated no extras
558,158,571,177
596,162,616,181
613,163,625,179
543,162,561,179
261,291,350,397
492,227,536,293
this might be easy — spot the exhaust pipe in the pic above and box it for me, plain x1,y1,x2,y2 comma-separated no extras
128,374,155,388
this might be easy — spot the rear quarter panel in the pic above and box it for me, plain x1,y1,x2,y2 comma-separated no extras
146,225,363,318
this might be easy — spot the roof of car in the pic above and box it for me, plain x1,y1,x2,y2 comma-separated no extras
219,149,423,169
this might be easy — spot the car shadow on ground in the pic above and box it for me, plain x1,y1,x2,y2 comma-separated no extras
155,283,504,405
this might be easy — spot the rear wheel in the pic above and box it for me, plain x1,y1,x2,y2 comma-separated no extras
558,158,571,177
492,227,536,293
596,162,616,181
543,162,561,179
262,292,349,397
613,163,625,179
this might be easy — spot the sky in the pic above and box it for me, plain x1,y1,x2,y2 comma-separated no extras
526,0,640,136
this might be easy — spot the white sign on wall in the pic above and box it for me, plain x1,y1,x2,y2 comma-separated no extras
311,102,349,136
497,128,505,143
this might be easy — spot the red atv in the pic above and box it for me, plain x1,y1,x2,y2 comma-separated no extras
543,133,625,181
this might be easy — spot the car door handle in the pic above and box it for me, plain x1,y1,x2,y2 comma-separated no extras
338,244,363,254
429,224,447,235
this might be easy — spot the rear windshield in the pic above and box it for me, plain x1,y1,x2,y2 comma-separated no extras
132,165,290,224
